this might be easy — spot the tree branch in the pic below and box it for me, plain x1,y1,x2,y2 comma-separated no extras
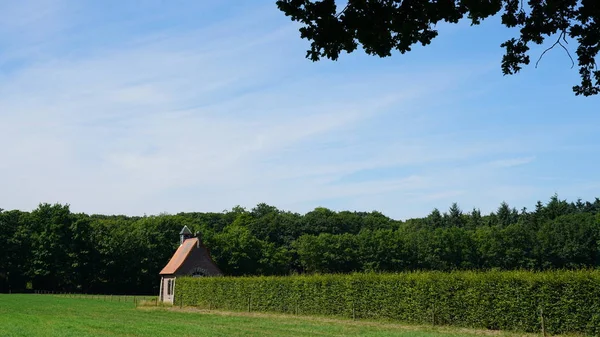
336,3,349,18
558,42,575,69
536,31,575,69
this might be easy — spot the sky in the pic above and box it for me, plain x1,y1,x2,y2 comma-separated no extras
1,0,599,220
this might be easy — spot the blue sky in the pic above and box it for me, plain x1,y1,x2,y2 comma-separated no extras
1,0,598,220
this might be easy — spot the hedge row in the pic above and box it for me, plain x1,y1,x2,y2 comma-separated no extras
175,270,600,335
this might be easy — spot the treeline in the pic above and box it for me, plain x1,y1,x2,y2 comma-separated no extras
1,194,599,294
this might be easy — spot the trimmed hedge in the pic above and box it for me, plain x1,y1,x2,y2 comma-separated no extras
175,270,600,335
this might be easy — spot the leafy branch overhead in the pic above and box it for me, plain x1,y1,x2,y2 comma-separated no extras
276,0,600,96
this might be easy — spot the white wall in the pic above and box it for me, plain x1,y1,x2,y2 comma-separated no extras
160,276,175,304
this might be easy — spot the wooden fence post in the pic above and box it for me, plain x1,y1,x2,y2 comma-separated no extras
540,307,547,337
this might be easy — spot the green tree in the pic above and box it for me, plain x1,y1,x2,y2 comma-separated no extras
301,207,338,234
67,215,94,293
474,225,504,269
535,213,599,269
544,194,573,220
362,210,396,230
447,202,465,228
426,208,445,229
211,213,263,276
500,223,536,269
211,213,291,276
248,204,302,246
496,201,519,227
0,210,30,292
403,228,444,270
357,229,407,272
133,215,183,293
295,233,360,273
27,203,75,290
474,223,536,270
277,0,600,96
467,208,482,229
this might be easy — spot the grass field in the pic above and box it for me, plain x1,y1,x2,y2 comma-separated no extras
0,294,539,337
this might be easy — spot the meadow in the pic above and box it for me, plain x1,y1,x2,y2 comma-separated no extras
0,294,540,337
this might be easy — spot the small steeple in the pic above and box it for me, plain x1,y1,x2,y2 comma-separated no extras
179,225,193,245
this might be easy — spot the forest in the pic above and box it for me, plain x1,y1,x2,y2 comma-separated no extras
1,194,599,294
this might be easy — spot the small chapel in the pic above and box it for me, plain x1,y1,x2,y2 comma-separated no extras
158,226,223,303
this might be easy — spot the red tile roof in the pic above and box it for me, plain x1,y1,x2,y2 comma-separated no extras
159,238,198,275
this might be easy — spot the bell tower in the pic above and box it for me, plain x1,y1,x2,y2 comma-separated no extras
179,225,193,245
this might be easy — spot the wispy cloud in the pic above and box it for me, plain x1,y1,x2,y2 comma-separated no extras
1,1,598,220
489,156,536,168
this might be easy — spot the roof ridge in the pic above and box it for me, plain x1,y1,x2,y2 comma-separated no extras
159,237,198,275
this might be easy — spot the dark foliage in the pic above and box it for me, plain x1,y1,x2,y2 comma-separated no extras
0,194,599,294
276,0,600,96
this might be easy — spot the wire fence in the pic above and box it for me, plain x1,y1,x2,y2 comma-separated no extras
32,290,159,307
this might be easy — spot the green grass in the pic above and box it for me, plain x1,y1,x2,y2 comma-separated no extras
0,294,536,337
